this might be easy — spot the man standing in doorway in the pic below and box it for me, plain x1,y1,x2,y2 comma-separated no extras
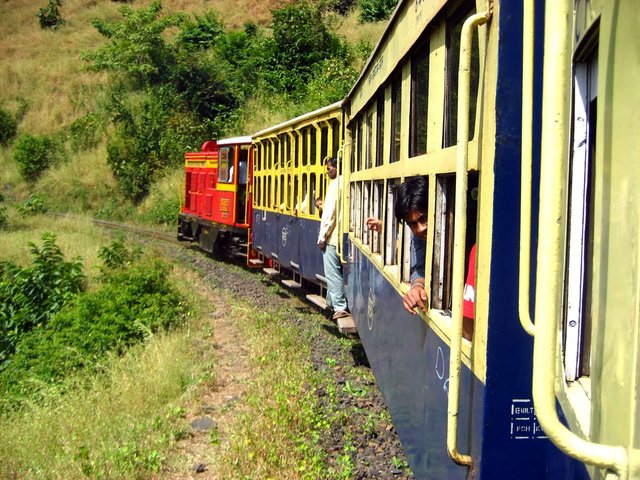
317,156,349,320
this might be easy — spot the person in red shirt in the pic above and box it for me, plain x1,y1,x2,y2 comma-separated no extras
462,243,476,340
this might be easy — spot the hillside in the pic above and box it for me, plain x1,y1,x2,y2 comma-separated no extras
0,0,387,221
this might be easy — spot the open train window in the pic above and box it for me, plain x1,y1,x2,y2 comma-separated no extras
444,5,479,148
410,38,430,157
372,181,383,254
332,119,340,155
563,47,597,382
362,182,371,245
302,128,309,166
354,182,362,240
310,126,317,165
218,146,234,183
376,93,385,167
390,74,402,163
385,180,400,266
431,173,478,311
365,107,374,169
320,125,328,163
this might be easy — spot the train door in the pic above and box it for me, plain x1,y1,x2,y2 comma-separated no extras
235,145,249,225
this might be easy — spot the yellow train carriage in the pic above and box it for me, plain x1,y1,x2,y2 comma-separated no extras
251,103,343,290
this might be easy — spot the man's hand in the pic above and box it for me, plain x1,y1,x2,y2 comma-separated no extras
318,240,326,251
402,283,428,314
365,217,382,232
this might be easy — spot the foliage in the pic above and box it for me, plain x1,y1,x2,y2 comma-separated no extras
83,1,185,88
326,0,357,15
0,257,187,406
143,192,180,226
265,2,348,94
97,237,142,273
15,193,47,215
177,10,225,51
0,108,17,146
358,0,398,22
303,56,360,111
37,0,64,30
67,112,104,152
105,88,212,202
0,233,85,366
0,206,7,230
12,134,60,181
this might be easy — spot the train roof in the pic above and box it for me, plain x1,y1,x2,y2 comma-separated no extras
217,136,253,145
252,101,343,139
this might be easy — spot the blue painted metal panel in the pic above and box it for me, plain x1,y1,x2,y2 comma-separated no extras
277,213,300,268
347,248,476,480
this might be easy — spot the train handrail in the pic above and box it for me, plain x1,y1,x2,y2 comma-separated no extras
517,0,536,337
446,7,491,468
532,1,634,477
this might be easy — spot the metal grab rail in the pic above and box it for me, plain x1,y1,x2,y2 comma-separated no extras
446,7,491,468
518,0,536,337
532,0,633,477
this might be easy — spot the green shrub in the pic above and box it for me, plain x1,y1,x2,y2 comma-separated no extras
144,192,179,226
0,207,7,230
0,258,188,406
37,0,64,30
67,112,104,152
15,193,47,215
98,237,142,273
178,10,224,51
0,109,17,146
358,0,398,22
12,134,57,181
0,233,85,365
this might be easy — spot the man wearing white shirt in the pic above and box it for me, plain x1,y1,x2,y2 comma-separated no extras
317,156,349,320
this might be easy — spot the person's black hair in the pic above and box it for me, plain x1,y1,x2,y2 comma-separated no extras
325,155,337,168
395,176,428,221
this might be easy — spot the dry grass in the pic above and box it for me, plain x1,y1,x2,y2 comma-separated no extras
0,213,110,274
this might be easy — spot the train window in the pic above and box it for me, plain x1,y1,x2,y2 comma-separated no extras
432,175,455,310
354,182,363,240
362,182,371,245
376,93,385,167
356,116,363,172
444,6,479,148
563,48,598,382
431,173,478,311
311,173,318,216
321,125,328,164
302,128,308,166
372,181,383,254
267,176,272,209
410,39,430,157
365,107,374,169
279,174,285,211
385,180,400,266
332,120,340,155
310,126,317,165
390,74,402,163
218,147,234,183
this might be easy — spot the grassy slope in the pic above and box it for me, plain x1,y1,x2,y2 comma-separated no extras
0,0,385,222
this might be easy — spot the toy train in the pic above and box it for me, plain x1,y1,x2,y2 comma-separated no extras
179,0,640,478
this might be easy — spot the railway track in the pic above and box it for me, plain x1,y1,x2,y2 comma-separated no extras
91,218,180,245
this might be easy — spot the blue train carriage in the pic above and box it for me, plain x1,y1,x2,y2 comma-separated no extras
251,102,343,301
525,0,640,479
340,0,640,477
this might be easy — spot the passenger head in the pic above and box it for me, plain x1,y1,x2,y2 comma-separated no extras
395,176,429,240
324,156,338,180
